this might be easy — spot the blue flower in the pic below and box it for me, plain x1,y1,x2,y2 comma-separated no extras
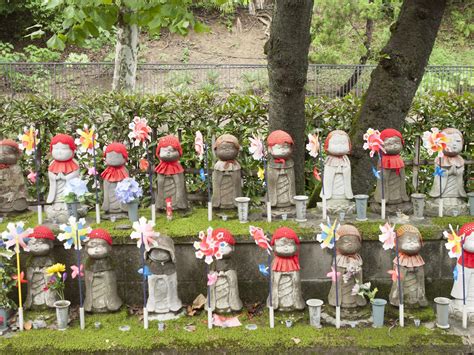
453,266,458,281
433,166,445,177
199,168,206,182
259,264,269,277
138,266,152,278
115,178,143,204
64,177,89,197
371,165,381,180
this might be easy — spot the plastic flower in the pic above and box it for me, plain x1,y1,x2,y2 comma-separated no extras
259,264,270,277
130,217,159,251
313,167,321,181
71,264,84,279
194,227,225,264
379,222,396,250
64,177,89,198
138,266,152,278
453,265,458,281
47,263,66,277
433,166,445,177
115,178,143,204
249,135,264,161
388,268,403,282
139,158,149,172
317,218,338,249
75,124,99,154
207,272,218,286
87,166,97,176
249,226,272,254
12,271,27,286
363,128,384,157
57,216,91,250
257,167,265,181
306,133,320,158
18,126,39,155
27,170,37,183
371,165,381,180
128,116,152,147
2,221,33,253
327,267,341,283
444,224,463,258
199,168,206,182
422,128,448,158
194,131,204,160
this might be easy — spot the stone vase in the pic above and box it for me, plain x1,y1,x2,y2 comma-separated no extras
54,300,70,331
306,299,323,328
354,195,369,221
294,195,308,222
0,308,8,332
235,197,250,223
468,192,474,216
434,297,450,329
411,193,426,220
127,201,139,222
371,298,387,328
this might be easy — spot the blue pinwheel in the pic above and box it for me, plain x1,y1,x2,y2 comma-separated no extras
259,264,270,277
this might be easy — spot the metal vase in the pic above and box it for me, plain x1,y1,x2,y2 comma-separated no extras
294,195,309,222
354,195,369,221
411,193,426,220
54,300,71,331
235,197,251,223
0,308,8,332
306,299,324,328
66,202,78,219
371,298,387,328
127,201,139,222
468,192,474,216
434,297,451,329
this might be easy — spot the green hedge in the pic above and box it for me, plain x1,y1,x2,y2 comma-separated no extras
0,91,472,205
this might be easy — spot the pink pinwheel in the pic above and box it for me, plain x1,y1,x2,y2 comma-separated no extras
444,224,463,258
249,135,264,161
128,116,152,147
194,131,204,160
422,128,449,158
194,227,225,264
18,126,39,155
327,267,341,283
71,264,84,279
379,222,396,250
363,128,384,157
27,170,37,183
387,268,403,282
207,272,218,286
130,217,159,251
2,222,33,253
306,133,320,158
75,124,99,154
12,271,27,286
249,226,272,254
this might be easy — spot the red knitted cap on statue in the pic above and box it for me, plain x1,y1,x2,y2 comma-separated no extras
50,134,76,152
380,128,404,145
88,229,113,246
213,228,235,245
156,135,183,157
104,142,128,161
270,227,300,245
29,225,55,240
0,139,20,150
460,222,474,239
267,130,294,147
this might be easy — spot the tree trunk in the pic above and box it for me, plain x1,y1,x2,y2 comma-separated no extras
349,0,447,194
112,11,139,92
265,0,313,194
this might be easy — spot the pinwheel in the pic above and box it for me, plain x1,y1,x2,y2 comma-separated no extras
58,216,90,330
2,221,33,331
249,135,264,161
306,133,320,158
249,135,271,222
195,131,212,221
138,266,152,278
317,219,338,249
249,226,272,253
379,222,396,250
12,271,27,285
71,264,84,279
18,126,38,156
259,264,270,277
207,272,218,286
327,267,341,283
444,224,462,258
308,130,326,218
76,124,101,223
387,268,403,282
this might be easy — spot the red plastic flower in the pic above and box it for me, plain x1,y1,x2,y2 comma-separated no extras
12,271,27,286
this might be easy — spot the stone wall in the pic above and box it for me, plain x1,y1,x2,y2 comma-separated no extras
19,238,456,306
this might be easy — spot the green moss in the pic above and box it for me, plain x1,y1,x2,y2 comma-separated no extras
0,308,464,353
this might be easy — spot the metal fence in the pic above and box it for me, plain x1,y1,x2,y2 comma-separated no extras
0,62,472,99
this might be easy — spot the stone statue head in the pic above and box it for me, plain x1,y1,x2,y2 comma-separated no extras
27,226,55,256
214,134,240,161
325,130,351,156
50,134,76,162
86,229,112,260
460,222,474,253
104,142,128,167
145,235,176,264
380,129,404,156
156,135,182,163
267,130,294,160
0,139,21,165
212,228,235,258
396,224,422,256
271,227,299,258
442,128,463,157
336,224,361,255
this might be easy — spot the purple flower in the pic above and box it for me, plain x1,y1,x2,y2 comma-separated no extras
115,178,143,204
63,272,68,282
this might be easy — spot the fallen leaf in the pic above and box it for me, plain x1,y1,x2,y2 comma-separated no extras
213,314,241,328
184,325,196,332
292,337,301,345
186,305,197,317
24,320,32,330
192,294,206,310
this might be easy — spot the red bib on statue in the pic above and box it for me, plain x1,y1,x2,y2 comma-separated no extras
155,161,184,175
101,166,129,182
49,160,79,174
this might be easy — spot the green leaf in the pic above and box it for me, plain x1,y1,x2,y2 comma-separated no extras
46,34,65,51
44,0,63,10
194,22,209,34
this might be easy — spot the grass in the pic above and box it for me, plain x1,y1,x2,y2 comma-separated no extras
0,306,464,353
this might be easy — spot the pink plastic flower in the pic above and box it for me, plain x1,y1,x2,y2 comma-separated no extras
130,217,159,251
387,268,403,282
327,267,341,283
207,272,218,286
249,135,264,161
249,226,272,254
12,271,27,286
87,166,97,176
128,116,152,147
194,131,204,160
27,170,37,183
379,222,396,250
194,227,225,264
363,128,384,157
306,133,320,158
71,264,84,279
422,128,449,158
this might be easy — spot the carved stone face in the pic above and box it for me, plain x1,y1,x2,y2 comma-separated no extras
28,238,53,256
464,236,474,253
337,235,361,255
444,132,463,157
51,142,74,162
0,145,20,165
398,233,422,255
269,143,293,160
105,151,126,167
159,146,180,162
86,239,111,259
149,249,171,263
274,237,297,257
327,133,350,156
383,136,403,155
219,241,234,258
215,142,238,161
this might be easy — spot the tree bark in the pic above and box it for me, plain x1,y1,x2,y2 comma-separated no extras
112,11,139,92
265,0,313,194
349,0,447,194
